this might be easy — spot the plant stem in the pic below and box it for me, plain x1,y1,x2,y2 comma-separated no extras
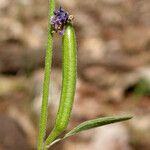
37,0,55,150
44,128,60,149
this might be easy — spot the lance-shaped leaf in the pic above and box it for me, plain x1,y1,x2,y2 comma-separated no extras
64,115,132,138
46,115,132,148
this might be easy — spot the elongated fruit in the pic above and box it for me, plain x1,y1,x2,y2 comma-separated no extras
55,24,77,131
45,24,77,147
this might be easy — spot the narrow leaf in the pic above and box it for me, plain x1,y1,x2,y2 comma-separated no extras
64,115,132,138
46,115,132,148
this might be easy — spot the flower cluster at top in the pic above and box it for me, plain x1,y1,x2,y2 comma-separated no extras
50,7,73,35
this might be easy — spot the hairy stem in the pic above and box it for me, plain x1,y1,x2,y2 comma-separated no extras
37,0,55,150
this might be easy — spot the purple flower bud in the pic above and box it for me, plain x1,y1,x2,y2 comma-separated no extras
50,7,73,35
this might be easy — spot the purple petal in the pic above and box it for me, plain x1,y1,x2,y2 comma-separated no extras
51,7,70,35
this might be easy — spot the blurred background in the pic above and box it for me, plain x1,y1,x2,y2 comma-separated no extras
0,0,150,150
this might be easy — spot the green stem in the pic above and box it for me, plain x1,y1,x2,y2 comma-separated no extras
37,0,55,150
44,128,60,149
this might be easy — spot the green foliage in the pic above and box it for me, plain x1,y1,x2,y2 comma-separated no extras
64,115,132,138
46,115,132,148
37,1,132,150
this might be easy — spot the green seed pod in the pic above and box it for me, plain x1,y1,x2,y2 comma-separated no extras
55,24,77,131
45,24,77,146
